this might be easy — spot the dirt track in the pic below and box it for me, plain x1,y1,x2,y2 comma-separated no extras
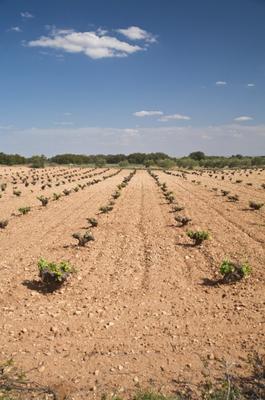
0,168,264,398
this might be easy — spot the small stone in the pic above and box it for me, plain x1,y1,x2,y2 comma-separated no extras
133,376,139,383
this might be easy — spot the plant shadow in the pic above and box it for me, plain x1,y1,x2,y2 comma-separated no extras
62,243,76,249
201,277,222,287
22,279,62,294
177,242,197,248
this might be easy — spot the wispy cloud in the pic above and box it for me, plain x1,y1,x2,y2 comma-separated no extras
234,116,253,122
215,81,227,86
0,125,14,130
54,121,74,126
8,26,22,32
159,113,191,122
117,26,156,43
247,83,255,87
27,26,156,59
21,11,34,19
134,110,163,117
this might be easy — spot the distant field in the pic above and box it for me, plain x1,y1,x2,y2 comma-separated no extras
0,166,264,399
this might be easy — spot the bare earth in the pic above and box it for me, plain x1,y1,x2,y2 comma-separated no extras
0,167,264,399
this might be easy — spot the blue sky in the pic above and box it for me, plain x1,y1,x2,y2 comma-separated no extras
0,0,265,156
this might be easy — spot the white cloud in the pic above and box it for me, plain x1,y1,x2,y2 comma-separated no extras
123,128,139,135
117,26,156,43
215,81,227,86
234,116,253,122
247,83,255,87
201,134,212,140
134,110,163,117
26,26,155,59
54,121,74,126
63,112,72,116
21,11,34,19
9,26,22,32
96,27,108,36
159,113,191,122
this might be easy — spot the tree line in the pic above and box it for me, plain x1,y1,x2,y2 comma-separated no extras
0,151,264,169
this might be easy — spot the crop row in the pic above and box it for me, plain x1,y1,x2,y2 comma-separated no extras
148,170,252,284
35,170,136,291
163,170,264,211
0,169,122,229
0,168,109,198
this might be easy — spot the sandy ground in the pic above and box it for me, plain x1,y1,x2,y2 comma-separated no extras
0,167,264,399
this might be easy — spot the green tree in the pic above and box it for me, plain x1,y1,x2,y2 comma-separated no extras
118,160,129,167
94,157,106,167
189,151,206,161
29,155,46,168
156,158,176,169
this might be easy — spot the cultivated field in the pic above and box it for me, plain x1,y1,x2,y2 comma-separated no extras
0,166,264,399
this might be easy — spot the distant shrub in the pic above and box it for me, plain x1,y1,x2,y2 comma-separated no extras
249,201,264,210
87,217,98,227
175,215,192,226
172,205,184,212
112,190,121,199
220,259,251,283
161,183,167,192
53,192,61,201
99,205,113,213
187,230,210,245
164,191,175,203
38,258,73,285
13,189,21,197
63,189,71,196
228,194,239,202
0,219,8,229
37,195,49,206
18,206,31,215
72,231,95,246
